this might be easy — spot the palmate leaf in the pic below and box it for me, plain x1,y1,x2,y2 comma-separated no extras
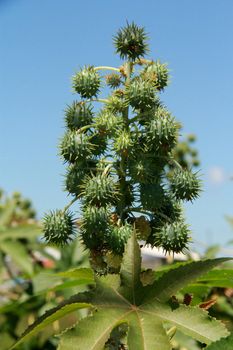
142,301,226,344
58,309,128,350
180,269,233,300
10,233,230,350
9,292,92,350
142,257,230,303
127,312,171,349
119,228,143,303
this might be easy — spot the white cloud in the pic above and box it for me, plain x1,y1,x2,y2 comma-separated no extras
208,166,226,184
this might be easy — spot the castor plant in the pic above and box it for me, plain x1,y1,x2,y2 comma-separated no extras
10,22,230,350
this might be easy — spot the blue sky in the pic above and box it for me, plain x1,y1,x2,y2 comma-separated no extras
1,0,233,249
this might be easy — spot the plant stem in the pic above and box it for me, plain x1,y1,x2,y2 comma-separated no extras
157,211,172,222
81,98,108,104
127,207,153,217
94,66,120,72
102,164,112,176
63,197,79,213
169,158,183,170
117,62,133,221
77,124,96,133
122,61,133,129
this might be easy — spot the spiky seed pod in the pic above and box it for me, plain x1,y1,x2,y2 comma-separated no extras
72,66,100,98
60,131,93,163
113,22,149,61
81,205,110,236
106,93,127,114
142,61,169,91
151,221,190,254
105,73,122,88
43,210,77,246
89,133,107,156
135,216,151,240
64,102,93,130
135,101,163,125
129,158,155,183
129,149,167,181
119,181,135,208
129,134,146,155
170,169,202,201
65,164,87,196
159,197,183,223
115,181,134,214
126,78,157,110
146,107,178,153
107,224,132,254
81,174,118,206
80,205,111,250
95,110,120,136
140,183,165,210
81,229,103,251
113,130,133,155
149,156,168,175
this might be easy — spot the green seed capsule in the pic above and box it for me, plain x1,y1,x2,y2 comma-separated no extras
72,66,100,98
43,210,77,246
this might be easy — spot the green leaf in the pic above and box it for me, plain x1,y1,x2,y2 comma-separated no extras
0,199,16,227
58,309,127,350
127,312,171,350
171,330,202,350
11,237,230,350
33,268,94,294
119,230,143,304
98,273,121,291
1,332,14,350
0,240,33,275
9,296,92,350
143,258,230,303
182,283,210,296
197,269,233,288
142,301,228,345
206,333,233,349
56,267,94,280
181,284,210,304
32,272,64,293
0,224,42,241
